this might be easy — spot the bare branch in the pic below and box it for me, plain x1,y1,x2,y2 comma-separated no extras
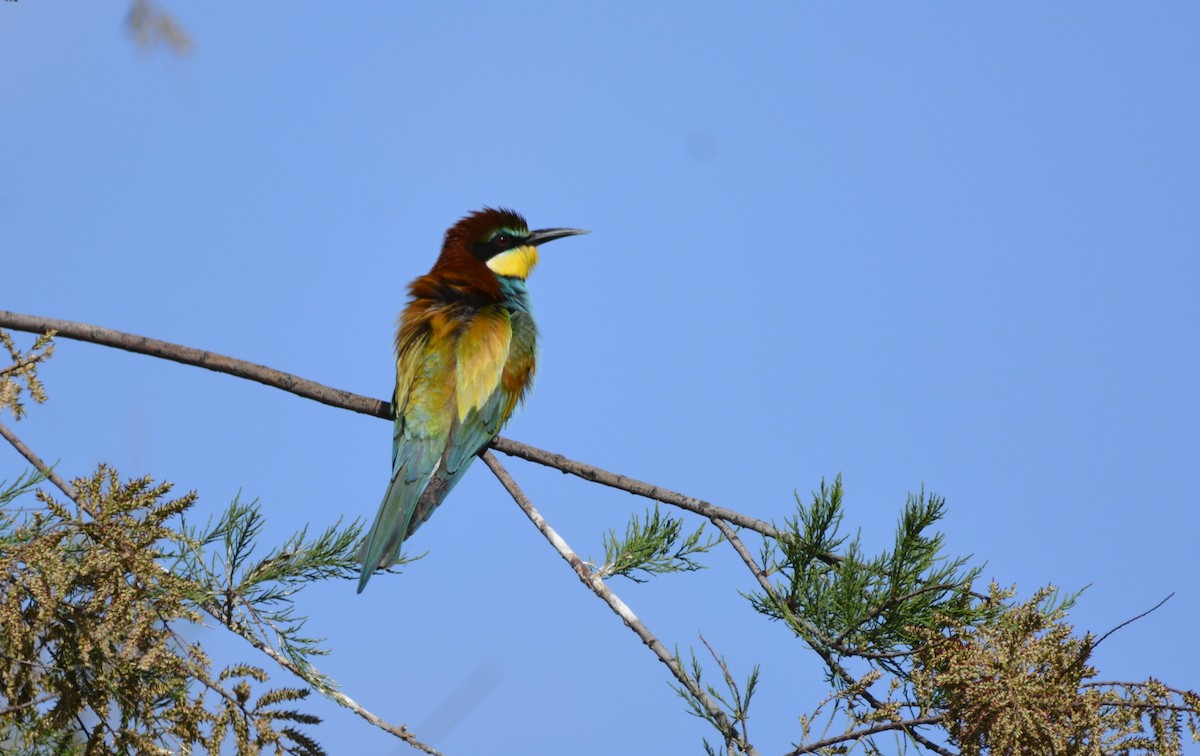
709,518,775,596
0,310,388,419
216,612,443,755
492,437,812,553
0,419,78,501
1092,593,1174,648
480,451,757,756
0,310,837,557
699,634,750,745
786,715,944,755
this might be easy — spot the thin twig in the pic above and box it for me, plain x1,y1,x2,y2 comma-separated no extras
0,693,56,717
830,582,962,650
1093,593,1174,648
1093,700,1200,713
1081,679,1200,713
709,519,775,596
0,420,442,756
1079,679,1200,714
699,634,749,746
480,451,757,756
0,651,63,675
216,612,443,755
0,351,51,379
0,420,77,500
786,715,945,755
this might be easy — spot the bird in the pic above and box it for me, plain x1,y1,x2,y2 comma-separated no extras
357,207,587,592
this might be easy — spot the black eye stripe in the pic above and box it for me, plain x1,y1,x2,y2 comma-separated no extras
472,230,527,261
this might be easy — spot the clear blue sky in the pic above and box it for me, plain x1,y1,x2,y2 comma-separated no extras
3,3,1198,753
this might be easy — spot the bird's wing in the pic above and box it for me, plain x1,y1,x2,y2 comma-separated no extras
389,324,428,464
357,321,457,590
399,308,514,540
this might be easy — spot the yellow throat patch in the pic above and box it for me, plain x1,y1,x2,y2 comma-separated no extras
486,245,539,279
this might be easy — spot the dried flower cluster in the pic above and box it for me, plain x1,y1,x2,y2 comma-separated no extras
912,584,1200,755
0,466,322,754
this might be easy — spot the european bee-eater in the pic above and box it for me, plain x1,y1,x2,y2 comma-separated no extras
357,208,587,592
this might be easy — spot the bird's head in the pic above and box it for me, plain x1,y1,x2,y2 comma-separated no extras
442,207,588,281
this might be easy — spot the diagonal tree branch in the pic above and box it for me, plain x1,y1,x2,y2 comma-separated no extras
0,420,79,501
491,437,801,549
1092,593,1174,648
480,451,757,756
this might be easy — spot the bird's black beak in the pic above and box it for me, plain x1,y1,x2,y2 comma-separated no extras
526,227,589,246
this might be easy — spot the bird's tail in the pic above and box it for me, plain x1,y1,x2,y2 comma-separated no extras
355,456,477,593
357,470,427,593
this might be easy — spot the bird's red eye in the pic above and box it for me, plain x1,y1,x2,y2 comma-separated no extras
494,234,512,248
